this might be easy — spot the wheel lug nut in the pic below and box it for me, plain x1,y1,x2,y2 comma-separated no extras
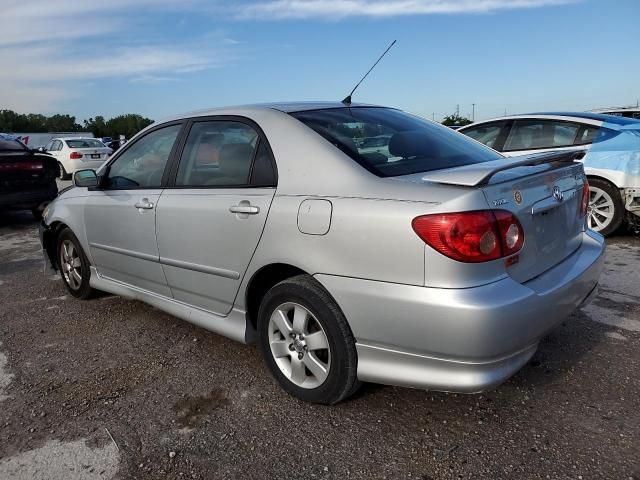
298,353,304,360
288,344,295,351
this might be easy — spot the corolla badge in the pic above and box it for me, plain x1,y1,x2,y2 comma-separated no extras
552,186,563,202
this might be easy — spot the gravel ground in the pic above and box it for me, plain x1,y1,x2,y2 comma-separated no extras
0,210,638,480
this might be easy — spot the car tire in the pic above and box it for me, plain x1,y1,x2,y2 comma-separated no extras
257,274,361,404
56,228,95,299
587,178,623,236
58,162,71,180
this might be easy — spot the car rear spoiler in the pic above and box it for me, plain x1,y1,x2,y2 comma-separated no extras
421,150,584,187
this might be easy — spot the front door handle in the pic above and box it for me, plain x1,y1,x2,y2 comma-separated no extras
134,198,154,210
229,205,260,215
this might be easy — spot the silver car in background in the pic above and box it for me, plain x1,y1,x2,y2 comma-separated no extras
39,102,605,404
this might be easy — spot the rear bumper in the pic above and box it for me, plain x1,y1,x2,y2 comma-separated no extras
315,230,605,392
0,186,57,210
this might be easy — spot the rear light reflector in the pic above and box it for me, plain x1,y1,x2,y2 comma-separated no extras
70,151,83,159
0,162,43,171
412,210,524,263
580,178,589,217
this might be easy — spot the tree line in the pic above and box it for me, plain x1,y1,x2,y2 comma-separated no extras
0,109,154,139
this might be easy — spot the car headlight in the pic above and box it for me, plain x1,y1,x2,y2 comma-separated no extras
42,204,50,221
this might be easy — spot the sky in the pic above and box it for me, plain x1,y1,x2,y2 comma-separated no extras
1,0,638,123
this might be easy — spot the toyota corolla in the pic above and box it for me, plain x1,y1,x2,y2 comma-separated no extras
39,102,605,404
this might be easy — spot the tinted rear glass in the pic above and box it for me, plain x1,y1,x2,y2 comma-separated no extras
290,107,502,177
0,137,26,151
65,139,105,149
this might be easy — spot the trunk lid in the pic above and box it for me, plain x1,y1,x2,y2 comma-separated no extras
0,152,58,193
422,150,587,283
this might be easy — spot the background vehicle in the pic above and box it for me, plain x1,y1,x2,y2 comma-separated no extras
40,103,603,404
0,134,58,219
459,113,640,235
42,137,112,179
5,132,94,149
590,106,640,120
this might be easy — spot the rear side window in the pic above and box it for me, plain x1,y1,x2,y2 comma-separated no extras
504,120,580,151
176,121,272,187
575,126,619,145
290,107,501,177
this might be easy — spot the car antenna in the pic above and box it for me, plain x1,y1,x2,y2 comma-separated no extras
342,40,396,106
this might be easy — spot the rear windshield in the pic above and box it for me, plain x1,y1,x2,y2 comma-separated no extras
0,137,26,151
65,139,105,149
290,107,502,177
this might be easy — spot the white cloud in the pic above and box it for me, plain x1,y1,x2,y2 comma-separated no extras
0,0,234,113
235,0,577,19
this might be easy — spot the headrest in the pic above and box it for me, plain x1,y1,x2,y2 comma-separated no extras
219,143,254,177
388,130,434,158
201,133,224,146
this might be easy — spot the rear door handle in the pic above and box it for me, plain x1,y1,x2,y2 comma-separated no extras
134,198,154,210
229,205,260,215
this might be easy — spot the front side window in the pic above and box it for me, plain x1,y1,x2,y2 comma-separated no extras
105,124,181,189
461,123,503,149
176,121,260,187
290,107,502,178
504,120,580,151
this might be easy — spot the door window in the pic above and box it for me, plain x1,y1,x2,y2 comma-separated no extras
105,124,181,189
504,120,580,151
461,123,503,149
175,121,261,187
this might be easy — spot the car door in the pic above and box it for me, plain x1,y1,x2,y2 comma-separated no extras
83,122,184,296
500,119,585,157
155,118,277,315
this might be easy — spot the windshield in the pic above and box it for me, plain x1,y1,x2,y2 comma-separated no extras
290,107,502,177
65,139,105,149
0,137,27,151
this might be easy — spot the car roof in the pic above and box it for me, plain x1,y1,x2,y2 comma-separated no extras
528,112,640,125
54,137,100,141
460,112,640,130
157,101,382,123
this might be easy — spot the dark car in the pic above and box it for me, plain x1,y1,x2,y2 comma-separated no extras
0,135,58,219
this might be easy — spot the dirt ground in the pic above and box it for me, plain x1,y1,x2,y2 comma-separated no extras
0,210,638,480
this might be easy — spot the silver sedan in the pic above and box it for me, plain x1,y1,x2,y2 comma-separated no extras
39,102,605,404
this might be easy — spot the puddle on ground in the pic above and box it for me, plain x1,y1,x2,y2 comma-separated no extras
0,438,119,480
173,389,229,428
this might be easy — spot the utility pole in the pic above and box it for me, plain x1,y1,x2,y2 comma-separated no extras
472,103,475,121
432,112,435,121
456,104,460,117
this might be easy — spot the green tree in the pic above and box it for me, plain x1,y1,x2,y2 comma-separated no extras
0,109,153,139
441,113,472,127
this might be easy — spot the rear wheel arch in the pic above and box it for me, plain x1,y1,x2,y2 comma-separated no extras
245,263,308,331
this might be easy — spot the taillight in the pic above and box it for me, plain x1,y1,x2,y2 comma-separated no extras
580,178,590,217
0,162,43,171
412,210,524,263
70,151,83,159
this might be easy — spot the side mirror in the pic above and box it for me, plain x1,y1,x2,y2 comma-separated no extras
73,169,98,188
37,146,46,152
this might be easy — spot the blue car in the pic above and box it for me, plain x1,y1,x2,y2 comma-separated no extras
459,113,640,235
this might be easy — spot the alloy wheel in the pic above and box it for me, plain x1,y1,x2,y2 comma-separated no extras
267,302,331,389
587,186,615,232
60,239,82,290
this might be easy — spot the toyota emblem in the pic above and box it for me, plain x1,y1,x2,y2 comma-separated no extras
552,186,563,202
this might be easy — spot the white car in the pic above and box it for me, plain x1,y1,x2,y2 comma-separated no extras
43,137,112,180
459,113,640,235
